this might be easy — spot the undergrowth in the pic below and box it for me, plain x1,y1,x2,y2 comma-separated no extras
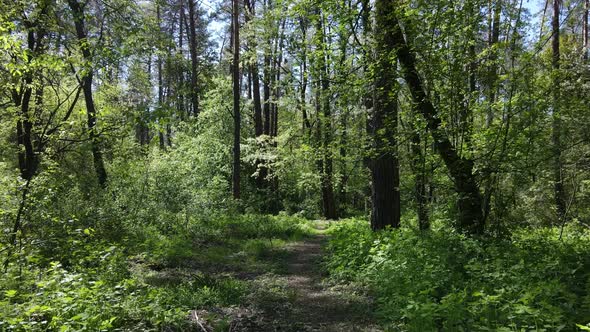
0,214,313,331
325,219,590,331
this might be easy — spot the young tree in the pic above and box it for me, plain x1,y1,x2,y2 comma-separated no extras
232,0,241,199
552,0,566,223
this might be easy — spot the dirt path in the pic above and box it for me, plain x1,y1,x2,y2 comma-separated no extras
229,227,381,331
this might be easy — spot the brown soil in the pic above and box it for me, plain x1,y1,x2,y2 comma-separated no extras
226,228,381,331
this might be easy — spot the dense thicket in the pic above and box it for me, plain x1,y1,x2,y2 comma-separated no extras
1,0,590,330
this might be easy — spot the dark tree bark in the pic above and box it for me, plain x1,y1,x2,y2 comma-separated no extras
584,0,589,60
390,10,484,235
232,0,241,199
552,0,566,222
14,63,38,181
315,9,337,220
411,128,429,230
361,0,373,215
187,0,200,117
370,0,400,231
68,0,108,188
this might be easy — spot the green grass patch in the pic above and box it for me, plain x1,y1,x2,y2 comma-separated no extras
325,219,590,331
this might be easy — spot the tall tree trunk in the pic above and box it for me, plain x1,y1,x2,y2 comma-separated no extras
391,11,484,235
299,18,311,132
584,0,589,60
361,0,374,216
271,19,286,139
263,3,271,137
370,0,400,231
244,0,265,191
552,0,566,222
232,0,241,199
157,4,166,150
68,0,108,187
187,0,199,117
486,0,501,127
315,9,337,220
177,0,186,118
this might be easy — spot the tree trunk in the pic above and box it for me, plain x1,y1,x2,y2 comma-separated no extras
391,11,484,235
178,0,186,118
68,0,108,187
299,18,311,132
157,4,166,150
263,31,271,136
187,0,200,117
486,0,501,127
244,0,265,191
361,0,374,216
232,0,241,199
315,9,337,220
552,0,566,222
370,0,401,231
584,0,589,60
411,128,429,230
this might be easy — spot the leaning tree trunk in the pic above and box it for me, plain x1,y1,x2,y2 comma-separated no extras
68,0,108,188
390,9,484,235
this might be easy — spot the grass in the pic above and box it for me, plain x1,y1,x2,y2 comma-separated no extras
0,214,317,331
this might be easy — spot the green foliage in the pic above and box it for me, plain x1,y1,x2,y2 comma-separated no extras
0,213,311,331
326,219,590,331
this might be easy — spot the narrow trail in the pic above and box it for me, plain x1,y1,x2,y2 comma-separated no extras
230,223,381,332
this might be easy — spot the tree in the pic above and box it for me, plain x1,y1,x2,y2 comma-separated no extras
370,0,401,230
313,6,337,220
584,0,589,60
67,0,108,187
187,0,200,117
390,6,485,235
232,0,241,199
552,0,566,223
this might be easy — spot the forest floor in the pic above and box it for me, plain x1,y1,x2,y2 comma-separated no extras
188,221,381,331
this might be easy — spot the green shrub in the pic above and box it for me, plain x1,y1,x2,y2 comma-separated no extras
326,220,590,331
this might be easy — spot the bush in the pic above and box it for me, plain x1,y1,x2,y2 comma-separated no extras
325,220,590,331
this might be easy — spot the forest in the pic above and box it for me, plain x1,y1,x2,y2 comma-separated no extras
1,0,590,330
